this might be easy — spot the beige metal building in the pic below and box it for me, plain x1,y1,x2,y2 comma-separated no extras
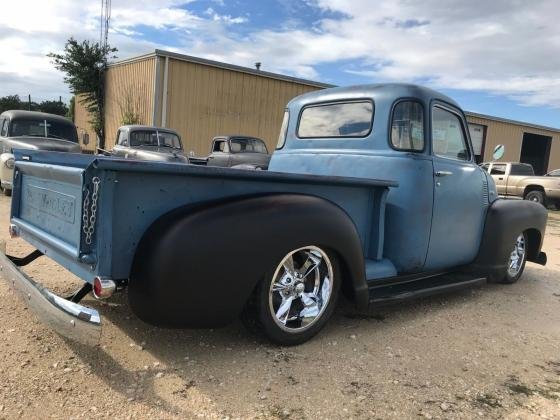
74,50,330,154
466,112,560,174
75,49,560,174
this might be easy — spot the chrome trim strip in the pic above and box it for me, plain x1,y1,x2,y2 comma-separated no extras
15,161,84,185
0,242,101,346
11,218,79,258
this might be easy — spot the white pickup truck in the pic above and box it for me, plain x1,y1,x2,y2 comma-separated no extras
481,161,560,208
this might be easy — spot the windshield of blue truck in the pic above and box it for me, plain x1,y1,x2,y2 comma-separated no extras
9,118,78,142
230,137,268,153
130,130,182,149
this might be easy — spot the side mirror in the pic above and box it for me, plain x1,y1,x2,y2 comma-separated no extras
492,144,505,161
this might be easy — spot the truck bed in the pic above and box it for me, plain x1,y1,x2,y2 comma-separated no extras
10,150,397,285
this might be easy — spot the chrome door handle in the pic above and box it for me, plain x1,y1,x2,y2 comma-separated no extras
435,170,453,177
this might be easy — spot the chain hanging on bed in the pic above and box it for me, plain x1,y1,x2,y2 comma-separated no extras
82,177,101,245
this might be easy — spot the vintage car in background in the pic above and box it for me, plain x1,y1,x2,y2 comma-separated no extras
546,169,560,177
189,135,270,169
109,125,189,164
481,161,560,208
0,84,547,346
0,110,81,195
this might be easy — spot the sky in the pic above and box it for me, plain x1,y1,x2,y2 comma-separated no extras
1,0,559,128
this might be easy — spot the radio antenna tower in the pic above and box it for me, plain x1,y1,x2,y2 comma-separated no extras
100,0,111,54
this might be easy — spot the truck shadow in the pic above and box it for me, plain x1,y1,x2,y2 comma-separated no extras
64,262,559,417
64,277,523,416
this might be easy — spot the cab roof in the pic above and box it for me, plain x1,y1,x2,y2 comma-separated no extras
287,83,460,109
0,110,74,125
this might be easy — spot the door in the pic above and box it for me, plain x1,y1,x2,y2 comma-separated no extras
425,105,487,270
207,139,231,167
520,132,552,175
489,163,507,195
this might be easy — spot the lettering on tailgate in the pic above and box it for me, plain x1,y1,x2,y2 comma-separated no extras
24,184,76,224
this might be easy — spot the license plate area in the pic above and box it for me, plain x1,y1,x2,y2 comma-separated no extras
19,175,82,248
11,162,84,258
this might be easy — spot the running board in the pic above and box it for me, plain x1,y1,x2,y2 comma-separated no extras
369,274,487,306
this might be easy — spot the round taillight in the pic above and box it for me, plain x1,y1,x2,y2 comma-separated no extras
92,277,116,299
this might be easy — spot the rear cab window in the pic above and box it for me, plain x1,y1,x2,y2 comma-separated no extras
297,101,373,138
510,164,534,176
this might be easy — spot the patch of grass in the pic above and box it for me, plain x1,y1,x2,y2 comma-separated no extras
505,381,533,396
475,393,503,408
504,375,560,401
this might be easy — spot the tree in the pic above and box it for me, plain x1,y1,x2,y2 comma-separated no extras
48,38,117,148
119,88,141,126
38,100,68,116
0,95,22,114
66,96,75,121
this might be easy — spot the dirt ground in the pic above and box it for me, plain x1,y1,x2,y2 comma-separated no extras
0,194,559,419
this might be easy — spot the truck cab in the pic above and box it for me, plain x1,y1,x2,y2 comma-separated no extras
270,84,496,274
0,110,81,195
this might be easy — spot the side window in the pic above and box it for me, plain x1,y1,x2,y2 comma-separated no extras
0,119,7,137
117,130,127,145
390,101,424,151
213,140,227,152
276,110,289,149
490,164,506,175
432,106,470,161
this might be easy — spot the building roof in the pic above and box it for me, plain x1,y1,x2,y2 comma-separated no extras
110,49,334,89
465,111,560,134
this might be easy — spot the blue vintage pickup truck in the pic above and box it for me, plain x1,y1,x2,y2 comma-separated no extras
0,84,548,346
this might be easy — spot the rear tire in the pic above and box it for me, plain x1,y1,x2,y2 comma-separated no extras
243,245,340,345
524,190,545,206
497,232,527,284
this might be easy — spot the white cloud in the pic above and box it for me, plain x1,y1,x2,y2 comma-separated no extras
0,0,559,109
183,0,560,108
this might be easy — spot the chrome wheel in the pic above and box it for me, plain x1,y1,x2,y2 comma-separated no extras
268,246,333,333
507,234,526,278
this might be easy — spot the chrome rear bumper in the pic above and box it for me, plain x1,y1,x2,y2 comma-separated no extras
0,242,101,346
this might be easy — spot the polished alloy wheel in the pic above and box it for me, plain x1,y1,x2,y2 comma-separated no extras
268,246,333,332
507,234,526,278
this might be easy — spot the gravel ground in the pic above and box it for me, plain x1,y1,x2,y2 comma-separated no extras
0,194,559,419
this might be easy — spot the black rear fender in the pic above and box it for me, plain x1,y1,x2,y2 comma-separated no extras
128,194,366,328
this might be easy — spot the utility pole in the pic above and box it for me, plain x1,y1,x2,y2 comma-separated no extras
28,94,31,110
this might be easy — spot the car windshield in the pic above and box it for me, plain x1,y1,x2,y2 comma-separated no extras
9,118,78,142
230,137,268,154
129,130,182,149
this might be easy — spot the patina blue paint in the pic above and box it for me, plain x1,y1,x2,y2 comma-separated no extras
270,83,491,274
11,149,395,284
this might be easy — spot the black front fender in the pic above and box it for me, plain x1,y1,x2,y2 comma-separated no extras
471,199,547,279
128,194,366,328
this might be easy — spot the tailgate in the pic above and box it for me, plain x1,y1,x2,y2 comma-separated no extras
11,160,85,259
